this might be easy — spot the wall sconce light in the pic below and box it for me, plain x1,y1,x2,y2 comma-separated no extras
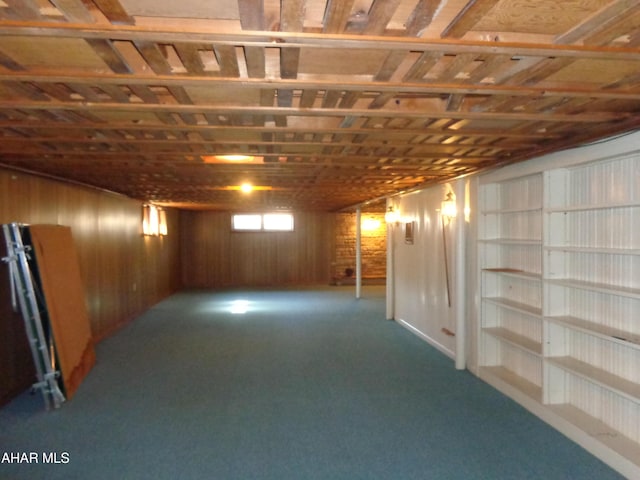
385,206,400,224
441,192,457,225
158,209,168,236
362,218,381,231
143,204,167,236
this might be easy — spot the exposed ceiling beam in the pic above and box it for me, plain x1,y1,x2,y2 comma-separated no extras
1,22,639,61
0,101,625,123
1,74,638,102
0,121,558,140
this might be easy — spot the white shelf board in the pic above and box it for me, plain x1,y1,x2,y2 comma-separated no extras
546,315,640,350
483,327,542,356
545,202,640,213
479,365,542,403
547,278,640,299
548,356,640,405
481,206,542,215
483,268,542,281
548,403,640,474
483,296,542,318
479,238,542,246
481,368,640,479
544,246,640,256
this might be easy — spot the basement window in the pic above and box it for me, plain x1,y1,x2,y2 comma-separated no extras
232,213,294,232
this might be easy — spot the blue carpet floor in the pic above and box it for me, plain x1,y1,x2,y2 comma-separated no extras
0,286,623,479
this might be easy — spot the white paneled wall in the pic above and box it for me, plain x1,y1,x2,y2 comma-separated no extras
389,184,459,357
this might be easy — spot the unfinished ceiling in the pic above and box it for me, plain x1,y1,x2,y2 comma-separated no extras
1,0,639,211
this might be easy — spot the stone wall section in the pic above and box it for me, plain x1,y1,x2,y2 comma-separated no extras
333,212,386,281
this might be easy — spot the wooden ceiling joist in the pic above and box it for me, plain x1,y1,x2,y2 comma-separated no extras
0,0,638,211
1,22,639,61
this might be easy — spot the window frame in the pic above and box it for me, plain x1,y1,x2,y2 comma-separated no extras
231,212,295,232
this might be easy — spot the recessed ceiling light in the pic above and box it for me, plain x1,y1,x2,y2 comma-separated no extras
207,185,275,191
219,155,253,161
201,155,264,164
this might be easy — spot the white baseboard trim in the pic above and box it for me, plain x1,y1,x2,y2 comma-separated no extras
395,318,455,361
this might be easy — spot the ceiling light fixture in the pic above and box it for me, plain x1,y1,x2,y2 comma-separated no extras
240,183,254,193
207,185,275,191
201,155,264,164
218,155,254,161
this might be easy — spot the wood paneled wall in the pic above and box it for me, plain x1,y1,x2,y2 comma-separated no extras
181,210,335,288
0,168,181,405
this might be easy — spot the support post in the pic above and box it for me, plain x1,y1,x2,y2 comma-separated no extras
385,199,395,320
355,207,362,299
455,179,466,370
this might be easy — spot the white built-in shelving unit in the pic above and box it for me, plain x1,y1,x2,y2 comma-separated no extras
478,155,640,478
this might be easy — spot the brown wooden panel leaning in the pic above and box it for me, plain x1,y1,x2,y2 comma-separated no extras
28,225,96,400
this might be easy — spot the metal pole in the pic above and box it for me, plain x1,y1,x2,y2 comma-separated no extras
385,199,395,320
455,179,467,370
355,207,362,299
